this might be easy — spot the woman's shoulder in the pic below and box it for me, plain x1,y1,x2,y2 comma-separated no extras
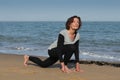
59,29,67,35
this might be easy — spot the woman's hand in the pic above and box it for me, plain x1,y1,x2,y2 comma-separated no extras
60,62,65,72
60,62,72,73
64,65,72,73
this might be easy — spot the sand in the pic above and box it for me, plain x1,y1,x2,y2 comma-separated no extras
0,53,120,80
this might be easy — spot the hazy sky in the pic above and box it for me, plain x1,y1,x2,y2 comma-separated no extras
0,0,120,21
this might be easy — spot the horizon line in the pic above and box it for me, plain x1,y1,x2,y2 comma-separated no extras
0,20,120,22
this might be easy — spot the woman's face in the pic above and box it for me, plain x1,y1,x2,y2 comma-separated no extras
70,18,79,30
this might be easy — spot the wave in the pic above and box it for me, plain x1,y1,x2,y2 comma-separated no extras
80,51,120,62
0,35,32,43
5,46,39,51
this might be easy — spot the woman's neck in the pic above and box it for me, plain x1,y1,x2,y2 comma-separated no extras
67,29,76,35
67,29,76,41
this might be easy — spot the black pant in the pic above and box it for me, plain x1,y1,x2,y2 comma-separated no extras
29,48,73,68
29,48,59,68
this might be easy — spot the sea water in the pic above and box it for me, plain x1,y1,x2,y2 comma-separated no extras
0,21,120,63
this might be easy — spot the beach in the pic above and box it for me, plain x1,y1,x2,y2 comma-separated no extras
0,53,120,80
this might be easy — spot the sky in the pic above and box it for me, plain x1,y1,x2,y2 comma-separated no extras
0,0,120,21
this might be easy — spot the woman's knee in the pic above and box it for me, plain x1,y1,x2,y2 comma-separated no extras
48,49,58,57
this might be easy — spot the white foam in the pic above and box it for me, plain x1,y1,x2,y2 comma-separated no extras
80,51,120,62
15,46,31,50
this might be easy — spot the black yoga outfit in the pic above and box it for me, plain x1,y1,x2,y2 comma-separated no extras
29,29,80,67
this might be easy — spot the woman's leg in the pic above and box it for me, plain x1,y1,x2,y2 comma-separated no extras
63,52,73,73
24,55,29,66
29,56,58,68
64,52,73,65
24,49,59,68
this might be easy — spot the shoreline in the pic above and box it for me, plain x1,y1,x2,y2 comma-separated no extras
1,52,120,67
0,53,120,80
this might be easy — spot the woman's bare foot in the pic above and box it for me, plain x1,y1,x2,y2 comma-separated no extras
64,66,72,73
61,67,65,72
24,55,29,66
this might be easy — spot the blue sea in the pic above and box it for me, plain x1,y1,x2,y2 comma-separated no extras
0,21,120,63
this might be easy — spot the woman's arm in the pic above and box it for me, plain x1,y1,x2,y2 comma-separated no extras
57,34,73,73
57,34,66,72
74,40,80,63
57,34,64,62
74,40,81,72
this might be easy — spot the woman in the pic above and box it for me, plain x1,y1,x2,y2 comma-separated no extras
24,15,82,73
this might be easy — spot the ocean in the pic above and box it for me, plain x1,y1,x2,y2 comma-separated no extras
0,21,120,63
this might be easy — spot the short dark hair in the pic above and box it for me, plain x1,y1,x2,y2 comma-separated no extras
66,15,82,30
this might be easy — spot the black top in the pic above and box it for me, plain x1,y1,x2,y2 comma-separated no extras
48,29,80,63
